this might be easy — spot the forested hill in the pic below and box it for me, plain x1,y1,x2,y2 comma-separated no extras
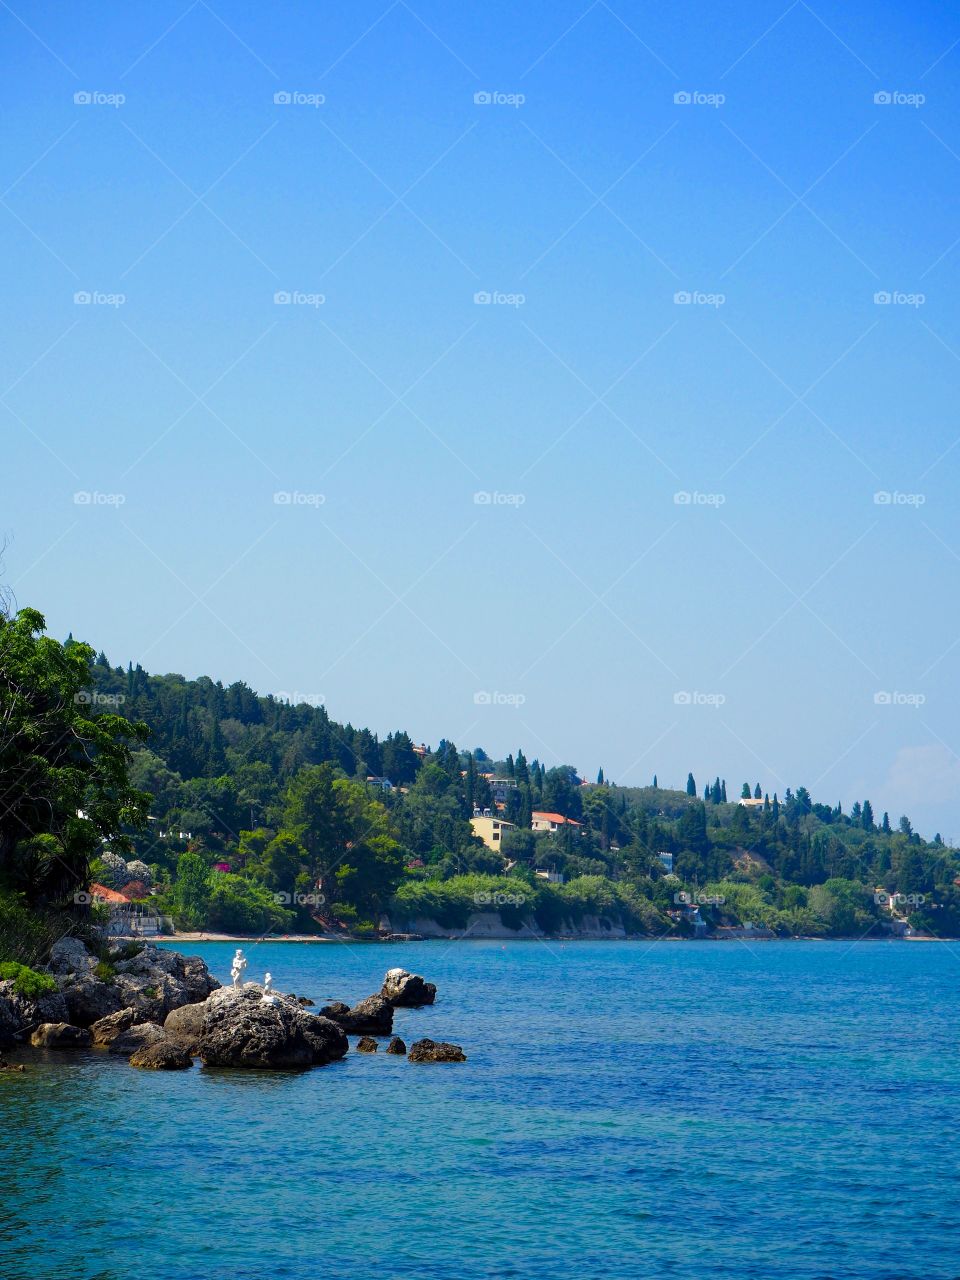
79,650,960,940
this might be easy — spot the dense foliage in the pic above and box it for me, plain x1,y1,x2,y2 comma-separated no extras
3,605,959,944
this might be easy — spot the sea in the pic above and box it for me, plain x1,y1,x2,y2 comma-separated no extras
3,938,959,1279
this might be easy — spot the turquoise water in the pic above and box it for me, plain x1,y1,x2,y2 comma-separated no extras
3,939,959,1279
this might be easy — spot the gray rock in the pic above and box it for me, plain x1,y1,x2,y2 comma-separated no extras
163,1002,208,1054
386,1036,407,1055
30,1022,92,1049
356,1036,378,1052
299,1014,348,1064
49,937,95,976
319,994,393,1035
0,997,19,1050
109,1022,166,1057
408,1038,466,1063
380,968,437,1007
0,979,69,1039
59,974,123,1027
90,1008,137,1047
197,988,314,1069
129,1041,193,1070
181,955,221,1002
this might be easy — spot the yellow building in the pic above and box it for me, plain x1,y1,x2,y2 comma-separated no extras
470,814,515,851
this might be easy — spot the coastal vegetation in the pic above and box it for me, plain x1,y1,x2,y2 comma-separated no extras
2,604,958,951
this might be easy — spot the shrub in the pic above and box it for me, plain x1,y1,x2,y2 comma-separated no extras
0,961,57,999
94,960,116,983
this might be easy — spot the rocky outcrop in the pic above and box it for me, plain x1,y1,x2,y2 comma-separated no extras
60,974,124,1027
197,986,347,1069
129,1041,193,1070
356,1036,378,1052
30,1022,92,1049
108,1022,166,1058
386,1036,407,1055
408,1038,466,1063
380,968,436,1007
90,1008,137,1048
0,979,70,1039
319,994,393,1035
49,937,96,976
54,940,219,1028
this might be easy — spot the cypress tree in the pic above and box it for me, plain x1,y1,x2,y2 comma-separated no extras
686,773,696,796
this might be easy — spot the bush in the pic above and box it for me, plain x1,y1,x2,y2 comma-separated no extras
0,961,57,999
94,960,116,983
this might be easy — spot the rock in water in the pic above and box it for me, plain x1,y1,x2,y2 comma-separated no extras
386,1036,407,1055
318,994,394,1035
129,1041,193,1070
380,968,437,1007
60,974,124,1028
90,1008,137,1047
197,987,343,1069
109,1022,166,1057
408,1038,466,1063
29,1023,92,1049
356,1036,378,1052
300,1014,348,1065
162,1002,208,1054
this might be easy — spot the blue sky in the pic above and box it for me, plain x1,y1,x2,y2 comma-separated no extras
4,1,960,836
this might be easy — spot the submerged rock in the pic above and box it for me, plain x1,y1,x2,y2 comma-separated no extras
408,1038,466,1063
356,1036,378,1053
386,1036,407,1056
129,1041,193,1070
380,968,436,1008
29,1022,92,1049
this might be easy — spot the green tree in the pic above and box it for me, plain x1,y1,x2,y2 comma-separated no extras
0,608,149,906
686,772,697,797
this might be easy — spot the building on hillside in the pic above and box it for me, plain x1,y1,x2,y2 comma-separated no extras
366,776,394,792
470,813,515,851
90,883,162,938
411,743,428,758
737,797,764,809
531,811,583,835
657,851,674,873
535,868,564,884
488,777,519,810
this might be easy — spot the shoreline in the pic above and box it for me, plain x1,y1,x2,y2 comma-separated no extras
153,932,959,945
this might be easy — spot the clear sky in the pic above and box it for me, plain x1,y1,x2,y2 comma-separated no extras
4,1,960,837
